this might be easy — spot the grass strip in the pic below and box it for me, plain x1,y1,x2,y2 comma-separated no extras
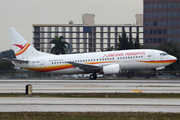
0,112,180,120
1,93,180,98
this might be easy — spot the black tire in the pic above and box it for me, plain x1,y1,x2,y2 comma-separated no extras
90,75,94,80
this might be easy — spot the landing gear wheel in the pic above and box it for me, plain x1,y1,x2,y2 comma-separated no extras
90,74,97,80
90,75,94,80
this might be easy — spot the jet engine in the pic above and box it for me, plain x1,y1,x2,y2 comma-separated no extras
103,64,121,75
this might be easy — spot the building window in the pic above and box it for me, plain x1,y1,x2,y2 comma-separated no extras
179,29,180,34
173,20,177,26
173,3,177,8
158,21,162,26
179,38,180,43
149,29,153,35
158,12,162,17
146,38,148,43
163,38,167,43
146,13,148,18
150,38,153,43
158,3,162,9
179,3,180,8
163,12,166,17
154,29,157,34
168,3,172,8
173,12,177,17
179,20,180,26
154,12,157,17
163,29,167,34
149,12,153,18
146,21,148,26
179,12,180,17
163,21,167,26
173,29,177,34
158,38,162,43
154,4,157,9
168,21,172,26
163,3,167,9
168,12,172,17
168,38,172,42
154,38,157,43
145,30,148,35
168,29,172,34
173,38,177,43
149,21,153,26
158,29,162,34
146,4,149,9
150,4,153,9
153,21,157,26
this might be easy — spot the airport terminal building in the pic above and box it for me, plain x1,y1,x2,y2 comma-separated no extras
33,14,143,53
144,0,180,47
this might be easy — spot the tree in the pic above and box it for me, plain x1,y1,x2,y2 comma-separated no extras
129,34,134,49
117,31,141,50
157,41,180,71
106,46,114,51
117,31,129,50
0,49,15,59
50,36,69,55
0,59,14,70
134,34,140,49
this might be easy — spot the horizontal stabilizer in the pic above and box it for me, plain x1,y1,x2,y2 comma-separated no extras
3,58,29,63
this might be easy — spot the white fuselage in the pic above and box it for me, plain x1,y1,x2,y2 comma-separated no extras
14,49,177,74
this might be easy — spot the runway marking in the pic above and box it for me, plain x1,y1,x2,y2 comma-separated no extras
130,89,143,92
65,86,107,88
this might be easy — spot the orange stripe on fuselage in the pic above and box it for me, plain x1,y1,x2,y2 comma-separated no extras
25,61,117,72
138,60,176,64
15,43,30,56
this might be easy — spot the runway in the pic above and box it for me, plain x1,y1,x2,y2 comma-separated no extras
1,79,180,113
0,79,180,93
0,98,180,112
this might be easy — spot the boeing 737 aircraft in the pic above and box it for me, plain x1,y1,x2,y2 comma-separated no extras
4,28,177,79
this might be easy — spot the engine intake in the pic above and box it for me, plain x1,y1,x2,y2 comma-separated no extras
103,64,121,75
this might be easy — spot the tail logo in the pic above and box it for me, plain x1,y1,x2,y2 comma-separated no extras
13,43,30,56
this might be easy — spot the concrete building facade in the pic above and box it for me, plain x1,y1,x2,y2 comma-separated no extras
33,14,143,53
144,0,180,47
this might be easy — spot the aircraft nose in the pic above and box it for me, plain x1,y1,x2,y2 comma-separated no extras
171,55,177,63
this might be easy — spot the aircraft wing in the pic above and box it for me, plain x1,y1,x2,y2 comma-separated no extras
68,62,102,71
3,58,29,63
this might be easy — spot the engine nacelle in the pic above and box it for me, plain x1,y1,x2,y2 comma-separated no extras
103,64,121,75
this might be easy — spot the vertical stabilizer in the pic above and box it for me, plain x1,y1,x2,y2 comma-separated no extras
7,28,41,60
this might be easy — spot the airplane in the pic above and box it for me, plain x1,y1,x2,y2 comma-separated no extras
4,28,177,79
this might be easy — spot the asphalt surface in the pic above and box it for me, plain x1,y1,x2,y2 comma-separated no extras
1,79,180,112
0,79,180,93
0,98,180,112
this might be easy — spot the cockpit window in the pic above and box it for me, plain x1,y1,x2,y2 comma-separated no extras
160,52,168,56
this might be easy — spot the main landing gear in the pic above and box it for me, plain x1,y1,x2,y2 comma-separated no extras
89,72,97,80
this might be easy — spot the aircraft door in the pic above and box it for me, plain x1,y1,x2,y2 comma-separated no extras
149,52,155,61
40,60,45,69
